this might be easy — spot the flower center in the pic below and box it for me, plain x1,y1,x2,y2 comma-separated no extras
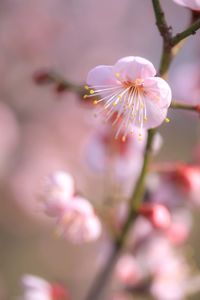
84,78,148,141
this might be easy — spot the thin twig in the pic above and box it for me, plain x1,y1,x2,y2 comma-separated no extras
171,17,200,46
170,101,200,112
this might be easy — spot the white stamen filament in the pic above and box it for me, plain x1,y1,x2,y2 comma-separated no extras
87,80,149,140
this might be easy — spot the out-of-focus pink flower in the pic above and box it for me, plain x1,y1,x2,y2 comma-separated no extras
150,254,200,300
139,203,171,230
86,56,171,140
21,274,69,300
172,62,200,105
57,196,101,244
148,164,200,208
165,209,192,245
115,254,143,286
40,171,74,217
171,164,200,204
172,0,200,11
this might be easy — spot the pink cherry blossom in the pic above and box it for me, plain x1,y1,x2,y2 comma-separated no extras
56,196,102,244
40,171,74,217
172,0,200,11
86,56,171,140
115,254,143,286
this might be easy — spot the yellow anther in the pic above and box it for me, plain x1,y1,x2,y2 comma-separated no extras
144,116,148,121
84,85,89,90
113,101,118,106
83,94,88,99
93,100,98,105
165,117,171,123
115,73,120,78
90,89,95,94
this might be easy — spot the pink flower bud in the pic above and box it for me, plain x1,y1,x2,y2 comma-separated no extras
139,203,171,230
115,254,142,286
40,171,74,217
57,197,101,244
50,283,70,300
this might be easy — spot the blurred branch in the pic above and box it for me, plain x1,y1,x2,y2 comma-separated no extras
34,70,83,95
170,101,200,113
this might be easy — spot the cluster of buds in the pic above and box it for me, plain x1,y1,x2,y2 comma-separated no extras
111,158,200,299
39,171,101,244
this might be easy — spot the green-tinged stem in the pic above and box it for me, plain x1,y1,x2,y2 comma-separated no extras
84,129,156,300
158,46,172,78
171,17,200,46
170,102,199,112
116,129,156,246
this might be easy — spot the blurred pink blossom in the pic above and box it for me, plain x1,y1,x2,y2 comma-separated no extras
139,203,171,230
39,171,74,217
147,164,200,208
172,0,200,10
86,56,172,140
56,196,102,244
115,254,143,287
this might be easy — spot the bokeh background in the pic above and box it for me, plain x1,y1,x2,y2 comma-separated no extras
0,0,199,299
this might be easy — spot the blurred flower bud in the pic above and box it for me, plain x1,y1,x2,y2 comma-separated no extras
115,254,142,286
139,203,171,230
57,196,101,244
40,171,74,217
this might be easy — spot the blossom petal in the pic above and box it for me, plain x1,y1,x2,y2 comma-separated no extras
87,65,117,87
142,102,168,129
143,77,172,109
113,56,156,82
173,0,200,11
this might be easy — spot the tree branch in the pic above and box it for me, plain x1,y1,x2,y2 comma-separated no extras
171,17,200,46
170,101,200,112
